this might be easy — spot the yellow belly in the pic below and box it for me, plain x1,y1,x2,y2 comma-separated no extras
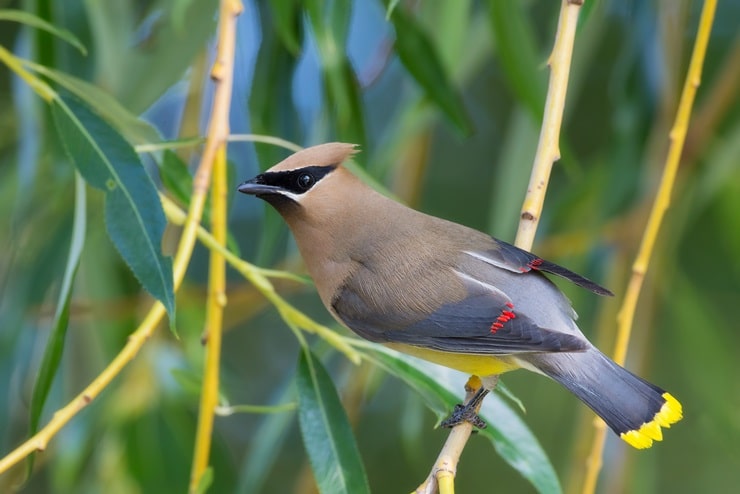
386,343,522,376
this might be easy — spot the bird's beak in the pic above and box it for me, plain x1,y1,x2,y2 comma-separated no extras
237,177,280,196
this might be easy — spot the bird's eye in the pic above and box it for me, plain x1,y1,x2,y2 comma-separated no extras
296,173,315,190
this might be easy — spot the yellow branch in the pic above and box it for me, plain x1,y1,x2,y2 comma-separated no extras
416,3,584,492
515,0,580,250
581,1,717,492
189,144,228,492
188,1,242,491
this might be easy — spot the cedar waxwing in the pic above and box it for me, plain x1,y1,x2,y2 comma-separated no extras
237,143,682,449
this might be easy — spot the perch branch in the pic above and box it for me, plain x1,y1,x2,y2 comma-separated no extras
415,1,584,492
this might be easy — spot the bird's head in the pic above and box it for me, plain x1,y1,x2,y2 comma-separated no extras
237,143,359,214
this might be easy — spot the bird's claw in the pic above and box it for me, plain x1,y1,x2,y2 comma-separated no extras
440,403,488,429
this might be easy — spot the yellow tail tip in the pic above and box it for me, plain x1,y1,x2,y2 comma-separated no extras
620,393,683,449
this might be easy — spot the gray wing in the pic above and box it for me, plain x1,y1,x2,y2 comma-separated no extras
331,268,588,355
468,239,613,296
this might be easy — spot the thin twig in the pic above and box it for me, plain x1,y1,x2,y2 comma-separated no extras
581,1,717,492
414,2,584,492
189,1,242,491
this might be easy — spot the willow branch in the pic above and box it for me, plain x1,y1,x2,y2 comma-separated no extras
415,2,584,493
515,0,580,249
189,144,228,492
189,1,242,491
581,1,717,493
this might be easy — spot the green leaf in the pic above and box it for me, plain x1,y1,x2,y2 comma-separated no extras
0,9,87,55
295,349,370,494
486,108,539,239
249,18,300,167
51,94,176,324
171,367,230,405
170,367,206,398
486,0,547,120
324,60,367,147
194,466,214,494
248,11,301,266
25,172,86,479
237,381,296,494
305,0,351,58
22,60,161,146
86,0,218,113
385,0,400,20
358,343,561,494
269,0,302,55
215,402,297,416
160,150,195,207
477,399,560,494
30,0,55,68
159,150,241,256
390,7,473,135
305,0,367,147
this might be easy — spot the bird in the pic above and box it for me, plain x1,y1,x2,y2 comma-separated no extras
237,142,682,449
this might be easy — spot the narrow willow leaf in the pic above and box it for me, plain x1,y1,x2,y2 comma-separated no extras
330,61,367,147
171,367,230,405
194,466,214,494
390,8,473,135
25,172,86,478
486,0,546,120
160,150,241,256
247,14,300,266
358,343,561,494
269,0,301,55
160,150,195,207
305,0,351,59
237,380,296,494
295,349,370,494
385,0,400,20
171,368,207,398
85,0,218,113
477,393,560,494
23,60,161,146
0,9,87,55
358,344,450,419
215,402,297,416
51,94,175,323
305,0,367,148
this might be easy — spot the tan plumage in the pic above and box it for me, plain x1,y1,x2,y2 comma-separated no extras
238,143,682,449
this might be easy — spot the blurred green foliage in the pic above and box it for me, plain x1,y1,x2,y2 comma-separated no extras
1,0,739,493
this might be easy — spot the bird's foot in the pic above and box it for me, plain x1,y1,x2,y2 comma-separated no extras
441,403,487,429
440,387,490,429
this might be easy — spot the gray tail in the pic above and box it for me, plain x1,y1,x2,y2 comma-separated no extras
530,349,682,448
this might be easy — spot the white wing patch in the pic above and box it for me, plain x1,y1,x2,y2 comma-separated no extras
452,269,510,300
463,250,514,271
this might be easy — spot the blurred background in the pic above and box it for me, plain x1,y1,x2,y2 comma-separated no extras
1,0,739,492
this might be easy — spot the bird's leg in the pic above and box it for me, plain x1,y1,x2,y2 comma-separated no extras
440,386,490,429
